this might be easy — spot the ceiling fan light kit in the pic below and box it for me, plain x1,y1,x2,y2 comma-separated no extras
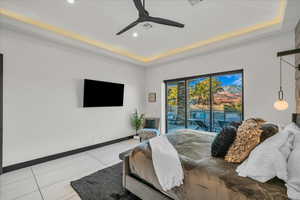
188,0,203,6
116,0,185,36
142,23,153,30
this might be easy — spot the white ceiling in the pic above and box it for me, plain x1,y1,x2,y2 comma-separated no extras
1,0,300,64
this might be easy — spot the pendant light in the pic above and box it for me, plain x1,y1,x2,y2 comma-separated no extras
274,57,289,111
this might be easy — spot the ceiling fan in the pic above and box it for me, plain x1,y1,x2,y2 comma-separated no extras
116,0,185,35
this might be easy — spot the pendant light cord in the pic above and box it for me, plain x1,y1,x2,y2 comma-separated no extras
279,57,283,100
277,57,298,101
280,57,282,90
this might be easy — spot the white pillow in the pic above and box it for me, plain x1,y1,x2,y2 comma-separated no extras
286,123,300,200
236,124,295,183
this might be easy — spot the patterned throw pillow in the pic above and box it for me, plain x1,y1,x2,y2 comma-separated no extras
211,126,237,158
225,118,266,163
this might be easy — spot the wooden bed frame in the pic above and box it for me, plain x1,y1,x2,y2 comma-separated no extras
122,154,173,200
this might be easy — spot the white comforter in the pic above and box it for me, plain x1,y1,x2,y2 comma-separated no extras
286,123,300,200
236,123,300,200
236,126,294,182
149,135,184,191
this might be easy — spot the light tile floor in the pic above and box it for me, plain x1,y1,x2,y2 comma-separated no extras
0,139,139,200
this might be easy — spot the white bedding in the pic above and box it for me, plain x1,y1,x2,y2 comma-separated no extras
236,123,295,182
149,135,184,191
236,123,300,200
286,123,300,200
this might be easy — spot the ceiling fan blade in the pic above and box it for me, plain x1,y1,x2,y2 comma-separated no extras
116,20,139,35
147,16,184,28
133,0,148,16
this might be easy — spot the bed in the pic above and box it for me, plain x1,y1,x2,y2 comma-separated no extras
121,130,288,200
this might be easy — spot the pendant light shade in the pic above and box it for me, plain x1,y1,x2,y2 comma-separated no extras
274,99,289,111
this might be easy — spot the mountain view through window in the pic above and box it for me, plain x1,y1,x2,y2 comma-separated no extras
166,70,243,133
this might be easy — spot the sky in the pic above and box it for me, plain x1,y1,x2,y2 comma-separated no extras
216,74,242,86
166,73,243,88
185,73,242,87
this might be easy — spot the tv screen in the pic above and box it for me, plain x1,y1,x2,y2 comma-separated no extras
83,79,124,107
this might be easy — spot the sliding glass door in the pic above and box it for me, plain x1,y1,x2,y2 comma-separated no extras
212,73,243,132
166,80,186,132
187,77,210,131
165,70,243,133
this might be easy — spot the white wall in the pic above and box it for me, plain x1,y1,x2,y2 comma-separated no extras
0,28,145,166
145,32,296,133
0,27,296,166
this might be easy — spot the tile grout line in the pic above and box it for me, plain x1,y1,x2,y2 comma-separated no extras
85,151,107,166
30,167,45,200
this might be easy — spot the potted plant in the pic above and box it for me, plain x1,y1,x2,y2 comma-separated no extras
131,109,145,136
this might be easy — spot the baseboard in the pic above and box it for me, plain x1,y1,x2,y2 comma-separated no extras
2,135,134,174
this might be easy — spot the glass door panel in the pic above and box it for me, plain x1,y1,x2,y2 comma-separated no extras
166,81,186,133
187,77,210,131
212,73,243,132
165,70,243,134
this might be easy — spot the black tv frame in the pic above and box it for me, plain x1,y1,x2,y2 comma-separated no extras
83,79,124,108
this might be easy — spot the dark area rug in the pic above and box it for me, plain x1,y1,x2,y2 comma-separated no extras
71,163,140,200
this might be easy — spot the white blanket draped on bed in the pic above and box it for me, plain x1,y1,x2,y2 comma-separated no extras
149,135,184,191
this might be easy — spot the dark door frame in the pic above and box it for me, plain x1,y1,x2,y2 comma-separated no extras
164,69,244,133
0,53,3,175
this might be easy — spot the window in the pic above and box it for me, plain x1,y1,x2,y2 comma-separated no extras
165,70,243,133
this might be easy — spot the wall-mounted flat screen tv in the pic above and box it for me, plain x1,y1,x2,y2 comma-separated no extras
83,79,124,107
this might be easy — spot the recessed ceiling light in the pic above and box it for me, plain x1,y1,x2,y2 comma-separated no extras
132,32,139,38
67,0,75,4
